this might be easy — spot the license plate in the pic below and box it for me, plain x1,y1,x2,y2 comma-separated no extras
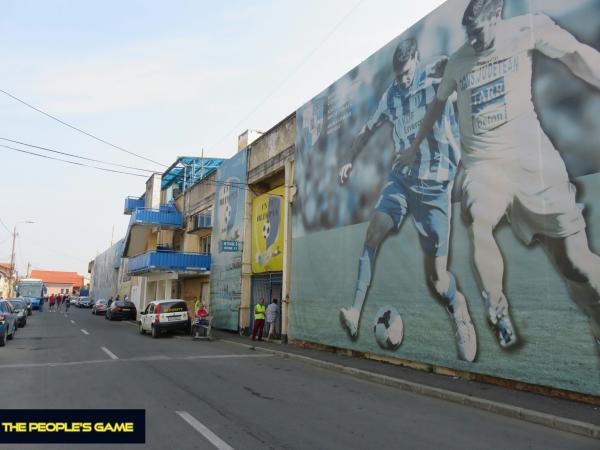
168,316,180,321
121,308,130,311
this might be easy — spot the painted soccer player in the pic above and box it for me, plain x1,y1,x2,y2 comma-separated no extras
338,38,477,362
401,0,600,349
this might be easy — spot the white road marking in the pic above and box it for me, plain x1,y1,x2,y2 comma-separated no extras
101,346,119,360
0,354,271,369
70,320,75,324
176,411,234,450
80,329,89,335
182,354,273,360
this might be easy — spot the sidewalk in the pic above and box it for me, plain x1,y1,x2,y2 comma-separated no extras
212,330,600,439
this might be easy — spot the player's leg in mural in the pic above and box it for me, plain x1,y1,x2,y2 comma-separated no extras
339,210,395,339
541,231,600,349
463,166,518,349
417,181,477,362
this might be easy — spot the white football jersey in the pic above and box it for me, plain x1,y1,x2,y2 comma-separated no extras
437,13,591,179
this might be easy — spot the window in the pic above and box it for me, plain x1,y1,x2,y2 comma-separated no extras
159,301,187,313
200,235,211,254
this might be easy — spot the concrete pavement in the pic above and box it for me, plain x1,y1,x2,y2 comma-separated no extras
1,307,598,449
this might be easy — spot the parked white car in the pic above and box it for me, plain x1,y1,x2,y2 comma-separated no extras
139,300,190,338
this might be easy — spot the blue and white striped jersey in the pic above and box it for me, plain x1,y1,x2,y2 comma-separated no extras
367,57,461,182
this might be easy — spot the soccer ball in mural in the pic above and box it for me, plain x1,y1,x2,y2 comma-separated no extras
262,221,271,241
373,306,404,350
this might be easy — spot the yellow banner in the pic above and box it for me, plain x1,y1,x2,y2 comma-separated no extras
252,186,285,273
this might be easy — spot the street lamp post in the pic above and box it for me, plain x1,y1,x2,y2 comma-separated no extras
8,220,34,297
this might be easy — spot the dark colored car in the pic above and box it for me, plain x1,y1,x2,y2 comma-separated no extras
7,299,27,327
0,300,18,346
106,301,137,321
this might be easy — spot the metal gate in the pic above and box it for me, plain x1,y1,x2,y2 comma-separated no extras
250,273,282,338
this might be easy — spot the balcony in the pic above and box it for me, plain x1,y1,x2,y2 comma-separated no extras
122,203,184,257
127,250,211,275
124,196,145,215
130,205,183,229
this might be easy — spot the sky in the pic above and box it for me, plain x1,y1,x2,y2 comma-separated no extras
0,0,446,277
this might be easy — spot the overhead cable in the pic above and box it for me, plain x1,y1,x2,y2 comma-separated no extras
0,137,157,173
0,88,168,167
0,144,147,177
208,0,364,151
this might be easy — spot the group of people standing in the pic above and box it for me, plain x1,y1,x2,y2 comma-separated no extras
252,298,279,342
47,293,70,312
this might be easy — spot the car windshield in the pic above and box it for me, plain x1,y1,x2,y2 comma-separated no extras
97,300,107,304
8,300,24,310
115,301,133,307
159,301,187,313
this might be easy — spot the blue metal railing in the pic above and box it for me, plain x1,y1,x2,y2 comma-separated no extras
124,196,145,214
130,206,183,228
127,250,211,274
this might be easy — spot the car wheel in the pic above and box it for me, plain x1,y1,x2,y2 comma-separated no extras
139,323,145,335
151,325,159,339
7,325,15,340
0,332,5,346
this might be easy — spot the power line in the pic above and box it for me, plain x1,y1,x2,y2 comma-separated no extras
0,218,10,234
0,144,147,178
208,0,364,151
0,88,168,168
2,143,253,189
0,137,157,173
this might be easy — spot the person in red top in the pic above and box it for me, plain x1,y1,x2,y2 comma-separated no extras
49,294,55,312
193,303,210,337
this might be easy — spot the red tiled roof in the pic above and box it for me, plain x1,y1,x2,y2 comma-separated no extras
30,270,84,287
0,262,10,277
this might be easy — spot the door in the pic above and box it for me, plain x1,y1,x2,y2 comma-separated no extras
250,273,282,337
143,304,154,331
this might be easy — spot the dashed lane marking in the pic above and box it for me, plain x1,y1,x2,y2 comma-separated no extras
80,329,89,335
176,411,234,450
101,346,119,360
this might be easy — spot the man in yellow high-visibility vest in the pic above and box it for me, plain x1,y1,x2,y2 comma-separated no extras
251,298,266,341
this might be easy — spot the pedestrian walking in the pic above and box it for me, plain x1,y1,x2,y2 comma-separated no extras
49,294,55,312
107,296,113,308
266,299,279,342
65,294,71,315
56,294,62,312
251,298,266,341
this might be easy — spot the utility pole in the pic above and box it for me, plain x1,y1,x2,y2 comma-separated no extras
26,261,31,278
8,220,34,296
8,226,16,297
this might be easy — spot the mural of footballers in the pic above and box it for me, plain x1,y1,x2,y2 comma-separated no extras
338,38,477,362
401,0,600,350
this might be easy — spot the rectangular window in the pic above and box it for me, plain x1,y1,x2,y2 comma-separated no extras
200,236,211,254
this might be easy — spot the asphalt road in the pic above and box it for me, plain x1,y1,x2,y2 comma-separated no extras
0,306,597,450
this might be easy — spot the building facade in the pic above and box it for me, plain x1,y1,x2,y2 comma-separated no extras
30,270,84,296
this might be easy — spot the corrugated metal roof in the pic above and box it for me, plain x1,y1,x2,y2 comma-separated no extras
161,156,225,190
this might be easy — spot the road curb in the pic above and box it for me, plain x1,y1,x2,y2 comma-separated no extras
220,339,600,440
